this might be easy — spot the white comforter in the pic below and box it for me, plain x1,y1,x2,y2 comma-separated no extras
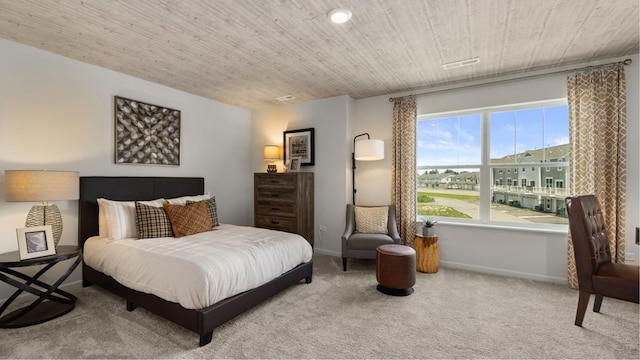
83,224,313,309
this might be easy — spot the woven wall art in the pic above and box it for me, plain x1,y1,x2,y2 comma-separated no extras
114,96,181,165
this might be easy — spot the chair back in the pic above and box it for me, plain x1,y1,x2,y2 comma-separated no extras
565,195,612,291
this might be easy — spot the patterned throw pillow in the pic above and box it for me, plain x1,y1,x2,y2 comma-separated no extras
354,206,389,234
186,197,219,228
163,201,212,238
135,202,174,239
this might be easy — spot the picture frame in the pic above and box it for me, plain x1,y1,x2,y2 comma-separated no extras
114,96,181,166
16,225,56,260
283,128,314,166
288,157,301,172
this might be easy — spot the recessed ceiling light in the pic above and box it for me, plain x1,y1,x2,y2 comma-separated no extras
276,95,296,102
328,8,352,24
443,57,480,70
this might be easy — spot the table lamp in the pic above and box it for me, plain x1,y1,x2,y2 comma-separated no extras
5,170,80,247
263,145,279,173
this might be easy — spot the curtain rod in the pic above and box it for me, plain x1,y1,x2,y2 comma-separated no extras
389,58,633,102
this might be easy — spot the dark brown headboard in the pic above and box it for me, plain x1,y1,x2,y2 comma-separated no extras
78,176,205,248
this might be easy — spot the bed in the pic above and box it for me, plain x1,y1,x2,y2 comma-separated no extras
78,176,313,346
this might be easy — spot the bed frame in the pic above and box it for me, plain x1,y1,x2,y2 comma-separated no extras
78,176,313,346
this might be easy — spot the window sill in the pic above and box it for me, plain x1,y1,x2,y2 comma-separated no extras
436,220,568,235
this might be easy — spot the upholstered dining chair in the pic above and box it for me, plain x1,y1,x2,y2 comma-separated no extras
565,195,639,326
342,204,401,271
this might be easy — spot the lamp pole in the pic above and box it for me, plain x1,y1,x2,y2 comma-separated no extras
352,133,370,205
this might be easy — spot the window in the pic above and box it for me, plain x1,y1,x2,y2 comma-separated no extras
545,177,554,188
417,100,569,227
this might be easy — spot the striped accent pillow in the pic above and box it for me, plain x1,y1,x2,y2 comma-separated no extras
163,201,212,238
98,198,166,239
186,197,219,228
135,202,174,239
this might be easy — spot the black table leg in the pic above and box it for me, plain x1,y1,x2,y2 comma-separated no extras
0,254,81,328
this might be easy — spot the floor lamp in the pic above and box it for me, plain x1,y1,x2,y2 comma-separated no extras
5,170,80,247
352,133,384,205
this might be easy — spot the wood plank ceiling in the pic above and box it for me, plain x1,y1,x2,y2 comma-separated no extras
0,0,638,111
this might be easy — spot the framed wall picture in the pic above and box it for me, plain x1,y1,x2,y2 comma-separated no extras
17,225,56,260
283,128,314,166
288,157,301,172
114,96,181,166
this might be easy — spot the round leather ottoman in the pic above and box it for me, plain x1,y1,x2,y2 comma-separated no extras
376,244,416,296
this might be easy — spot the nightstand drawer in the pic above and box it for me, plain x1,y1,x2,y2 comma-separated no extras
255,215,296,232
255,175,296,189
256,190,295,202
255,204,295,217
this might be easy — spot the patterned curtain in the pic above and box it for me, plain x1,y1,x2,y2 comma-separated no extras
566,62,627,289
392,96,417,246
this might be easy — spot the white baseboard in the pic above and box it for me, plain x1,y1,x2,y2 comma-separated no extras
314,250,567,284
0,279,83,304
313,248,341,257
440,260,567,284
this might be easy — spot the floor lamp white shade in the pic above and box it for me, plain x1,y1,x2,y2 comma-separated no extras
352,134,384,204
5,170,80,246
354,139,384,161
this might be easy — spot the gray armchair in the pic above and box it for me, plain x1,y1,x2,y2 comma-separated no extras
342,204,401,271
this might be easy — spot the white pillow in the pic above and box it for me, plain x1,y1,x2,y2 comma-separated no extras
165,194,211,205
354,206,389,234
97,198,166,239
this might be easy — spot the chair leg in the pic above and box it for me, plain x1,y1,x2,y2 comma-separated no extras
575,290,590,326
593,294,603,313
342,257,347,272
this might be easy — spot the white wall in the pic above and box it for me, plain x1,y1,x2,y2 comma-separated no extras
250,96,351,253
0,39,252,299
349,54,640,283
249,55,638,284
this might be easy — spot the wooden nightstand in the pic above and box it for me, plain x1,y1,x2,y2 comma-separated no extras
0,245,81,328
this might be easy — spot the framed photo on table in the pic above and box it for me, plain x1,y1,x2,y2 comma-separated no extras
283,128,314,166
287,157,301,172
16,225,56,260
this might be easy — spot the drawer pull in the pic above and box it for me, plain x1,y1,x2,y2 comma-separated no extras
270,207,280,211
270,180,280,184
270,221,280,225
270,194,280,197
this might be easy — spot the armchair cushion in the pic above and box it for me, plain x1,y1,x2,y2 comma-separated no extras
347,233,396,250
354,206,388,234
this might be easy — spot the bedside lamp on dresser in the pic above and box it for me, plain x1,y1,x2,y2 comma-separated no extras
263,145,280,173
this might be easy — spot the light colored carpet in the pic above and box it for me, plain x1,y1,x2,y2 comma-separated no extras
1,254,638,359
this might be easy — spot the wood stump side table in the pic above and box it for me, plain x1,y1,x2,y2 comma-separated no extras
414,234,439,273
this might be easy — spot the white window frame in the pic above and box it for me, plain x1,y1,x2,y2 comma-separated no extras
545,177,554,187
417,99,568,230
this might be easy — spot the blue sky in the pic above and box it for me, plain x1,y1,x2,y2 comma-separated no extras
417,104,569,166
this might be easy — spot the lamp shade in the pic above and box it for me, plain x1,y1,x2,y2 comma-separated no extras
5,170,80,202
354,139,384,161
263,145,280,160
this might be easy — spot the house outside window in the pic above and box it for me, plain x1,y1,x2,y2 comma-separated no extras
417,100,569,227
